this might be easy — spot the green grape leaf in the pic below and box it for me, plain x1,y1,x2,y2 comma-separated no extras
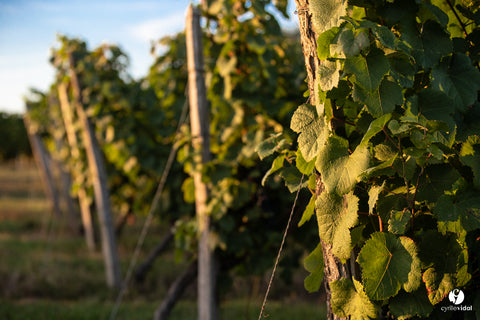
401,20,452,69
418,231,462,304
331,278,377,320
416,164,462,203
368,181,385,214
298,194,316,227
372,25,396,49
388,210,411,235
303,243,324,292
457,247,471,287
360,114,392,146
389,287,433,320
310,0,347,35
374,143,397,161
316,135,370,195
291,104,329,162
353,78,403,118
317,60,340,91
317,27,340,60
422,268,455,305
387,52,415,87
357,233,420,300
417,88,455,130
400,236,422,293
388,119,410,135
418,2,449,26
256,132,287,160
331,28,370,58
345,48,390,91
261,154,285,186
435,192,480,234
296,149,316,175
431,53,480,112
460,135,480,188
316,191,359,261
279,167,308,193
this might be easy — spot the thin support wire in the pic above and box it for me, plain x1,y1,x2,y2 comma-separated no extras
109,92,190,320
257,174,305,320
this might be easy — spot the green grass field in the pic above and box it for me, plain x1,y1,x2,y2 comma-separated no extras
0,161,325,319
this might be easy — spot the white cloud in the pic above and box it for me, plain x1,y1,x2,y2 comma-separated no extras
127,10,186,43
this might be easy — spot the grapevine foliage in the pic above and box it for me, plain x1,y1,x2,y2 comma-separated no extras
26,0,316,297
261,0,480,317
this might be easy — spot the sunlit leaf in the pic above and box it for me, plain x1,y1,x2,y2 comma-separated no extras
303,243,324,292
261,154,285,186
291,104,329,162
368,181,385,214
388,210,411,235
310,0,347,34
316,191,359,261
316,135,370,195
357,233,420,300
298,194,316,227
460,135,480,188
331,278,377,320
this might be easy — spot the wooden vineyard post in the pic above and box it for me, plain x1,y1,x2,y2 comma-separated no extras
68,55,122,289
293,1,348,319
57,82,96,252
186,5,218,320
23,114,62,218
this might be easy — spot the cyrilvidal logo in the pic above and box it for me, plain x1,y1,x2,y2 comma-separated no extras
449,288,465,305
441,288,473,313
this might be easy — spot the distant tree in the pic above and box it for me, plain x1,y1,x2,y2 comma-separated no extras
0,112,32,160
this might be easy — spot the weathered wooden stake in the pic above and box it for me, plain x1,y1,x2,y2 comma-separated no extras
68,55,121,289
186,5,217,320
58,82,96,252
23,114,62,218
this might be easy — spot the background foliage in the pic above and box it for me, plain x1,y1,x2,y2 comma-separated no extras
23,0,317,304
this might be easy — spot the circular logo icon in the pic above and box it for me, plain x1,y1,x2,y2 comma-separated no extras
448,289,465,305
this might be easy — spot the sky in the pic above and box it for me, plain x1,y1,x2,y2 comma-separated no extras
0,0,298,114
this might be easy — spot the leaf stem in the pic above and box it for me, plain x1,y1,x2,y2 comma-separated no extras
332,116,356,127
445,0,468,37
382,127,400,151
383,187,410,202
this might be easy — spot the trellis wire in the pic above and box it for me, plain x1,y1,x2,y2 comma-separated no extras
109,89,190,320
257,174,305,320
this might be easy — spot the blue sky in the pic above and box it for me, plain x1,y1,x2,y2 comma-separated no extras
0,0,298,114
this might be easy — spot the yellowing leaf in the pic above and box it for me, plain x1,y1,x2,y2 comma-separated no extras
331,278,377,320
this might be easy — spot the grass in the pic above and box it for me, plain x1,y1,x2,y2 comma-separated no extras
0,161,326,319
0,299,326,320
